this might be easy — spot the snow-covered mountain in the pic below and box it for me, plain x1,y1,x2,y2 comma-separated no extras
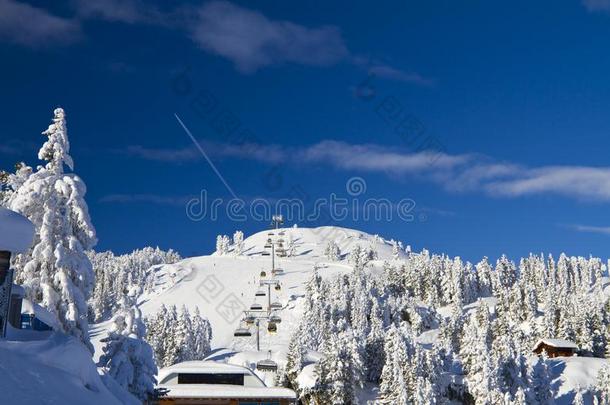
90,225,610,404
92,226,396,388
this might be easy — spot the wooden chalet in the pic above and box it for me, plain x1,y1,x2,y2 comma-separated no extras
532,338,578,358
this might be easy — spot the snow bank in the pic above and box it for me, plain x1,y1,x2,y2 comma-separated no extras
548,356,610,404
0,333,137,405
0,207,34,253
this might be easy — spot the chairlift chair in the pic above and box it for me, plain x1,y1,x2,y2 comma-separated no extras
245,315,256,325
270,314,282,323
267,322,278,334
255,289,266,297
264,243,272,249
272,268,284,275
278,231,285,236
234,327,252,337
256,352,278,372
261,251,270,256
270,301,282,310
250,303,263,311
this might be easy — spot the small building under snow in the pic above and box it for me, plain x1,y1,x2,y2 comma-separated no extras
155,360,297,405
533,338,578,358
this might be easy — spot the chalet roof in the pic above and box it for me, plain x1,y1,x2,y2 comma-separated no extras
533,338,578,351
21,299,58,329
159,384,297,400
0,208,34,253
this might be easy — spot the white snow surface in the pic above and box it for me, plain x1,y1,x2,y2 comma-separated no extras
0,333,137,405
0,207,34,253
548,356,610,404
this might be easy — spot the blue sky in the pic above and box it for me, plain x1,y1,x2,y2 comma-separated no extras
2,0,610,262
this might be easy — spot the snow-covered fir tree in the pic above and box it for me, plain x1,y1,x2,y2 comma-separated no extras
97,289,157,400
324,240,340,261
287,241,610,404
87,247,181,322
7,108,96,350
232,230,244,255
145,304,212,368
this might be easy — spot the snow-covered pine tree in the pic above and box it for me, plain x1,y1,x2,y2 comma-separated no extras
191,306,212,359
8,108,97,350
215,235,223,255
285,331,306,390
285,232,296,257
98,297,157,400
529,354,554,405
0,161,32,207
595,364,610,404
232,231,244,255
391,239,400,260
314,330,362,405
324,240,340,261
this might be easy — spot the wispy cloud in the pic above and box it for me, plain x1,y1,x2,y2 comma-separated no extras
123,145,199,162
124,138,610,203
582,0,610,12
100,193,191,206
566,224,610,235
187,1,348,73
3,1,428,85
0,0,82,47
71,0,165,25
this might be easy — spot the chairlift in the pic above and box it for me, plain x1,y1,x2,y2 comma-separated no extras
270,314,282,323
270,301,282,310
264,243,272,249
260,270,267,277
272,268,284,275
250,303,263,311
267,322,278,334
261,251,270,256
256,351,278,372
234,327,252,337
255,289,266,297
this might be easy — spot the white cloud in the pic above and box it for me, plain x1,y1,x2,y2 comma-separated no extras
72,0,164,24
100,193,190,206
566,224,610,235
0,0,81,47
187,1,349,73
582,0,610,12
124,139,610,203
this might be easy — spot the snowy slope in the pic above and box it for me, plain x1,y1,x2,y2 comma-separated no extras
138,226,397,349
0,333,137,405
92,226,397,387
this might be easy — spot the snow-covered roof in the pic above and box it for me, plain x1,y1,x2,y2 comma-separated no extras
11,284,25,298
533,338,579,350
159,360,254,376
21,299,58,330
159,385,297,400
0,208,34,253
157,360,296,400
